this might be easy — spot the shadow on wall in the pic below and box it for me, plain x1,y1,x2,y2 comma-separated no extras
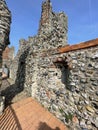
60,66,73,91
1,47,30,106
15,47,30,91
53,57,71,91
38,122,60,130
55,63,71,90
61,66,70,86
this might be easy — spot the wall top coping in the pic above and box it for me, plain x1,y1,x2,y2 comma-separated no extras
58,38,98,53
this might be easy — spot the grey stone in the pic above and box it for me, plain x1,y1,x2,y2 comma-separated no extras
80,67,85,72
81,128,88,130
92,82,98,86
0,96,5,115
80,119,86,127
71,125,82,130
81,93,88,99
96,91,98,96
92,53,98,58
94,65,98,69
80,78,87,83
93,117,98,128
90,78,96,81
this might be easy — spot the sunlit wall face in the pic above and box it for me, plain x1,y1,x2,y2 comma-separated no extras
0,0,11,51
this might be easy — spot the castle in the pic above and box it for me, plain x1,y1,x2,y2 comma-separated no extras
1,0,98,129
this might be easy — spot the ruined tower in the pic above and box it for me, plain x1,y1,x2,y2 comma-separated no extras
38,0,52,33
38,0,68,49
0,0,11,114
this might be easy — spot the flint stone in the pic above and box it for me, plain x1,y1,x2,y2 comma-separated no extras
92,117,98,128
96,91,98,96
86,106,95,113
79,119,86,127
80,78,87,83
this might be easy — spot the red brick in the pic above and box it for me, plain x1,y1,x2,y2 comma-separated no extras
58,38,98,53
0,98,68,130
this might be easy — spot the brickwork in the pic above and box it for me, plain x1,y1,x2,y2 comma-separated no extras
58,38,98,53
3,46,14,60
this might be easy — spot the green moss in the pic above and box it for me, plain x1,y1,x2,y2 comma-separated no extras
59,108,73,123
64,112,73,123
59,108,64,114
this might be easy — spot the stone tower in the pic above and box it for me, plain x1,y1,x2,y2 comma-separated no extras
0,0,11,115
38,0,68,49
38,0,52,33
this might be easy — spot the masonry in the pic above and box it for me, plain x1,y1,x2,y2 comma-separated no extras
3,47,14,68
0,0,11,115
6,0,98,129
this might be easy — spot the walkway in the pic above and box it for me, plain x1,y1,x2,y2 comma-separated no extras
0,97,68,130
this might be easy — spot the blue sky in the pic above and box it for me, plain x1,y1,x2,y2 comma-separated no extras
6,0,98,53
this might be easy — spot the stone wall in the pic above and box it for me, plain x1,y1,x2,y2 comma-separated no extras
10,0,68,83
12,38,98,129
10,37,35,81
21,39,97,129
38,0,68,49
0,0,11,115
9,0,98,129
0,0,11,51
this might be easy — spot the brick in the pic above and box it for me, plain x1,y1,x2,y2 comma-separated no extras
0,98,68,130
58,38,98,53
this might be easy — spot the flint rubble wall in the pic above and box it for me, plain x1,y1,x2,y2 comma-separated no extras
10,0,98,128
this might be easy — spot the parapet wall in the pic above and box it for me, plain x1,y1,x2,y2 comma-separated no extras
24,39,98,128
11,38,98,128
